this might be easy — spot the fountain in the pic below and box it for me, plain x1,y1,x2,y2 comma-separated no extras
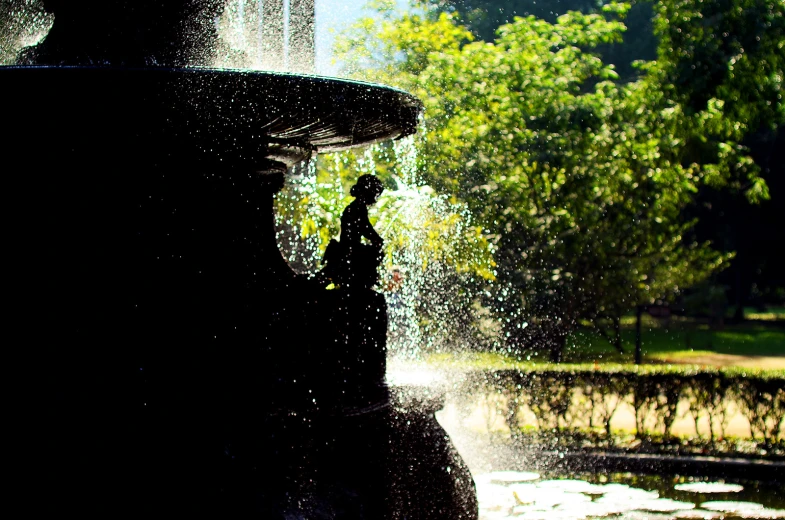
4,1,476,517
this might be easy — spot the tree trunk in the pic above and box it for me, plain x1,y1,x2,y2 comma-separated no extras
549,329,567,363
635,305,643,365
614,315,624,354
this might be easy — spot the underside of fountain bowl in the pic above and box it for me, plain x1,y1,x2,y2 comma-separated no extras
2,65,422,171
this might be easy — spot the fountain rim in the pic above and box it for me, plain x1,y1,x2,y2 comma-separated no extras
0,64,424,109
2,65,424,170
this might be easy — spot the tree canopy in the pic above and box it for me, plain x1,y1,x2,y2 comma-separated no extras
421,0,785,314
423,0,659,82
326,0,781,360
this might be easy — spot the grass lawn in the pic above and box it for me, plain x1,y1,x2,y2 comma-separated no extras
422,310,784,371
743,305,785,321
565,315,784,363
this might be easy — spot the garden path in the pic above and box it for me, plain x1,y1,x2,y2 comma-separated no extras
660,353,785,370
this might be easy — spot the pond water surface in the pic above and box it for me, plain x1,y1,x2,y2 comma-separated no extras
474,471,785,520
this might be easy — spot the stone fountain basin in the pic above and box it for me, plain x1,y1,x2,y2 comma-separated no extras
4,64,424,399
4,65,477,517
1,66,422,170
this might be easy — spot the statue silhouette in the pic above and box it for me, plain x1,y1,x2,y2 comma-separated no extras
318,174,385,289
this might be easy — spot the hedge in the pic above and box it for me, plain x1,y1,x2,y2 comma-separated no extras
453,367,784,444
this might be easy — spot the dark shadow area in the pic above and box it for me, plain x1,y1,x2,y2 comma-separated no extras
6,3,474,517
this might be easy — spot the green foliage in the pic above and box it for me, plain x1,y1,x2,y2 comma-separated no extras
335,1,741,360
423,0,659,82
572,321,785,361
275,145,496,280
422,1,785,310
654,0,785,133
458,367,785,446
428,315,785,365
649,0,784,203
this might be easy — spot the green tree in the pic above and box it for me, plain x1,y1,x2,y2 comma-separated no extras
653,0,785,315
424,0,659,82
336,2,737,361
430,0,785,313
654,0,784,133
422,0,785,313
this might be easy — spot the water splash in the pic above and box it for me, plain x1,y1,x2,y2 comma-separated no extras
0,0,53,64
275,136,498,365
382,137,499,362
275,157,324,272
215,0,314,72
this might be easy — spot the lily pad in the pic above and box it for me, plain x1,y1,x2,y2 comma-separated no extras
537,479,603,494
547,492,594,506
615,512,674,520
478,510,512,520
672,509,724,519
596,487,660,503
733,509,785,519
479,470,541,484
701,501,766,513
567,501,633,517
476,482,517,511
512,504,553,515
674,482,744,493
507,483,538,505
521,489,579,507
514,510,588,520
637,498,696,513
601,483,633,492
598,484,660,500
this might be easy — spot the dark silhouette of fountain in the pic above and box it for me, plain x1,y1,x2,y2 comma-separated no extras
6,1,476,518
